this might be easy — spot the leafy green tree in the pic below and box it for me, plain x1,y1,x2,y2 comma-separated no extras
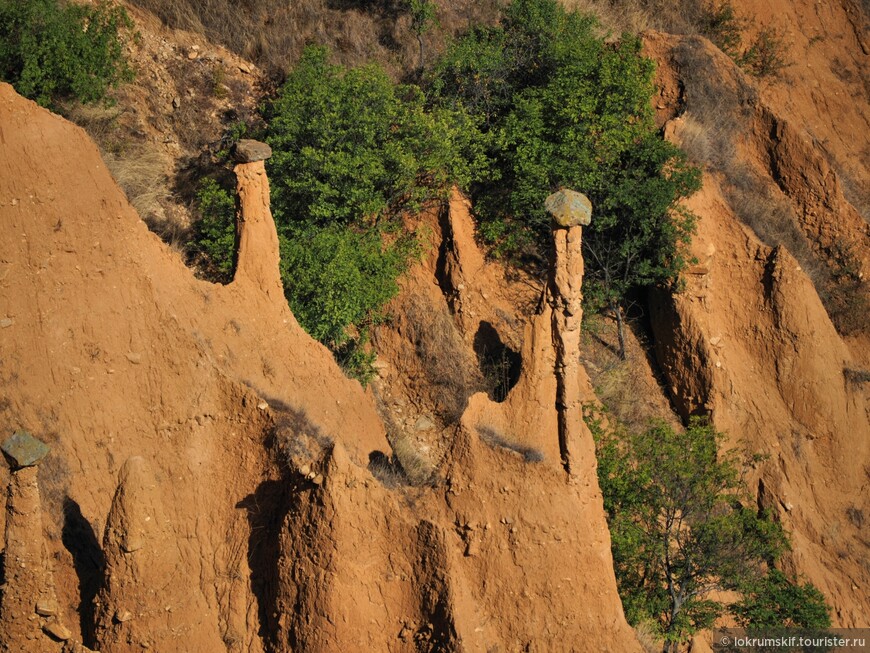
261,46,487,380
265,46,485,228
193,178,236,281
278,225,419,354
431,0,701,358
0,0,133,107
588,414,832,651
408,0,437,73
734,569,831,630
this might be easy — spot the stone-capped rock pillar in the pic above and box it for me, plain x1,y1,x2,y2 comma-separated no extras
545,190,592,476
0,432,67,652
231,139,284,302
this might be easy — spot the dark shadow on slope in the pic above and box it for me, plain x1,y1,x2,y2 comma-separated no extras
62,497,105,648
473,321,521,403
237,479,291,652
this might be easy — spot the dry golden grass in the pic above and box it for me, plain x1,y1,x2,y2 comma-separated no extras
63,102,184,247
404,293,480,424
389,431,437,486
632,619,663,653
127,0,502,78
582,313,677,432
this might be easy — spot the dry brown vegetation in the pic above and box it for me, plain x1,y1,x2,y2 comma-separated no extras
62,103,184,245
582,313,678,433
477,425,544,462
402,294,481,424
126,0,502,78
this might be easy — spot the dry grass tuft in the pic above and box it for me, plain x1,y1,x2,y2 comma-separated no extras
583,314,676,432
390,432,437,486
632,619,663,653
64,101,189,249
404,294,480,424
127,0,503,78
102,146,170,225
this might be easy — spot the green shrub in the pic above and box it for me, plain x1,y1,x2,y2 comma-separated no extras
588,411,832,649
734,569,831,630
699,1,744,58
431,0,701,357
257,46,485,381
278,224,419,349
0,0,133,107
192,178,236,281
265,46,486,227
738,26,788,78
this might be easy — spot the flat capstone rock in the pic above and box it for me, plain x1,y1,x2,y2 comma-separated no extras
233,139,273,163
1,431,50,469
545,189,592,227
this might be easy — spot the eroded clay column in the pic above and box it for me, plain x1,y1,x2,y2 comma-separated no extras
0,432,68,651
232,139,284,302
545,189,592,476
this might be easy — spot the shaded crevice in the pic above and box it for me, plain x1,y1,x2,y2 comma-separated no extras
413,521,459,653
61,497,105,649
236,479,292,653
473,321,521,403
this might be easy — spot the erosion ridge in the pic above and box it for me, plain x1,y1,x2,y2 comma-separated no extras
0,84,640,651
643,10,870,628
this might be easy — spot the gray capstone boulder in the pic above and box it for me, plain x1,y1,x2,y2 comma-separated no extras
545,189,592,227
1,431,50,469
233,139,273,163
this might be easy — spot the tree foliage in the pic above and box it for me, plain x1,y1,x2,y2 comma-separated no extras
193,178,236,281
265,46,486,228
588,413,830,650
0,0,133,107
430,0,701,357
734,569,831,630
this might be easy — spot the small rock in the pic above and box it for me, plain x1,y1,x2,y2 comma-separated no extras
35,599,58,616
126,352,142,364
121,536,145,553
233,139,272,163
257,400,268,411
187,50,198,60
114,609,133,623
414,416,435,431
238,62,252,74
43,620,72,641
299,463,311,477
172,96,181,109
0,317,13,328
545,189,592,227
464,539,480,557
2,431,51,469
312,474,324,485
685,264,710,275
